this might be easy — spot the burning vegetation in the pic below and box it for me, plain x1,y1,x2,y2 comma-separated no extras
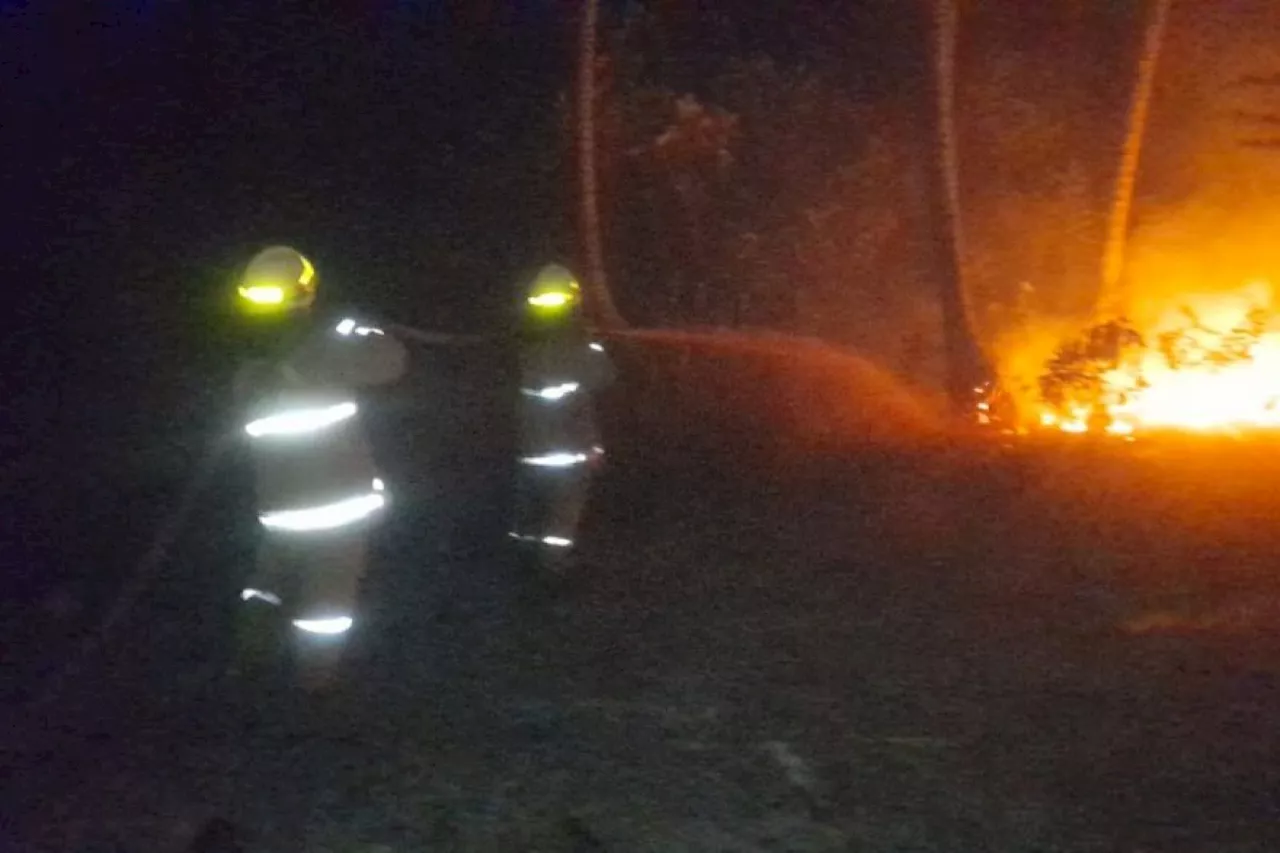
1030,280,1280,435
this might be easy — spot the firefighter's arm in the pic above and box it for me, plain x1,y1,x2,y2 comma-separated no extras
280,317,402,388
328,330,408,388
358,332,408,386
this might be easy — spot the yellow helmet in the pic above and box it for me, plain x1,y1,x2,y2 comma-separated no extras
237,245,317,314
525,264,582,317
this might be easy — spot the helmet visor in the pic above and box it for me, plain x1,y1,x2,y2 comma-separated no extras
528,289,577,310
526,270,581,317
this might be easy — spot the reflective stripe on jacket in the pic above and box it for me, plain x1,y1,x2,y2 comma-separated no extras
518,336,616,459
236,315,407,523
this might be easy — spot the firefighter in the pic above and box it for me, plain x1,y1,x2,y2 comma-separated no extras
509,264,616,575
231,245,406,692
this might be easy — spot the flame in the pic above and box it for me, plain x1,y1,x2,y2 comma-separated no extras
1103,282,1280,431
1008,279,1280,436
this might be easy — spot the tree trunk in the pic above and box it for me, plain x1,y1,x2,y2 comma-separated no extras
928,0,983,414
577,0,627,329
1096,0,1172,318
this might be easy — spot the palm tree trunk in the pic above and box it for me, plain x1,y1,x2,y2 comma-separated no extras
1096,0,1172,318
930,0,982,413
577,0,626,329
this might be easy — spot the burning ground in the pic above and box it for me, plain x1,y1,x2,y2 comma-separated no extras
6,335,1280,851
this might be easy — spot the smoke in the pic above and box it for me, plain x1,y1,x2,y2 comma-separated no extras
1124,199,1280,332
1118,0,1280,325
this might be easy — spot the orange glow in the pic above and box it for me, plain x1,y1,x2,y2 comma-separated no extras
1010,279,1280,436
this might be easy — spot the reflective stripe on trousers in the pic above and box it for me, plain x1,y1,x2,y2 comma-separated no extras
257,478,386,533
242,479,385,637
239,589,355,637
